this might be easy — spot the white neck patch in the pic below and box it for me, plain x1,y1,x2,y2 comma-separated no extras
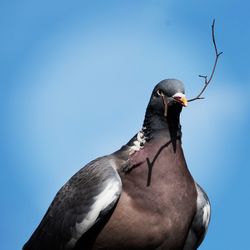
130,130,146,153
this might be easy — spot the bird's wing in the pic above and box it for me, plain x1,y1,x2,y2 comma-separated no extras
23,156,122,250
183,183,211,250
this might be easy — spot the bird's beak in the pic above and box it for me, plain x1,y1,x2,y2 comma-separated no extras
173,93,188,107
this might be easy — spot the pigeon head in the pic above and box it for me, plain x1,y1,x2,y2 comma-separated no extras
147,79,187,117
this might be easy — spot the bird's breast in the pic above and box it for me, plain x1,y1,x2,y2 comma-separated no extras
92,138,197,249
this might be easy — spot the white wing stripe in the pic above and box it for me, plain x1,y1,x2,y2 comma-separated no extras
66,179,121,248
202,203,210,228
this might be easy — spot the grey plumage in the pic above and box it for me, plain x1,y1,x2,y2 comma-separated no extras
23,79,210,250
23,157,122,249
184,184,211,250
153,79,185,96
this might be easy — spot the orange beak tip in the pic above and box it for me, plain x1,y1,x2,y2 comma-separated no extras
181,97,188,107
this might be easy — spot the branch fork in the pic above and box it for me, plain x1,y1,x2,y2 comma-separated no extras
188,20,223,103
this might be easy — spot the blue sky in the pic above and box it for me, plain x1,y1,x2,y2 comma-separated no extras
1,1,249,249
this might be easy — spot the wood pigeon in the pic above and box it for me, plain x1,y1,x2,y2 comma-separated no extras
23,79,211,250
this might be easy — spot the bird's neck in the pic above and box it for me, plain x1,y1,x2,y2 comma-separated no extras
115,106,183,174
117,106,184,175
142,107,182,142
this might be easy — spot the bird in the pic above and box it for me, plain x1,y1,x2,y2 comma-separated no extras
23,79,211,250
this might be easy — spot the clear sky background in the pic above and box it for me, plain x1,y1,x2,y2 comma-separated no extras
1,1,249,249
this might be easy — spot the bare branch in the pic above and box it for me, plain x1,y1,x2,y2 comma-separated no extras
188,19,223,102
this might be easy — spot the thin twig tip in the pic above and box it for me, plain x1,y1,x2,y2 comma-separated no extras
187,20,222,103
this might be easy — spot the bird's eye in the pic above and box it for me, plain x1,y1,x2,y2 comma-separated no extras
157,89,163,96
